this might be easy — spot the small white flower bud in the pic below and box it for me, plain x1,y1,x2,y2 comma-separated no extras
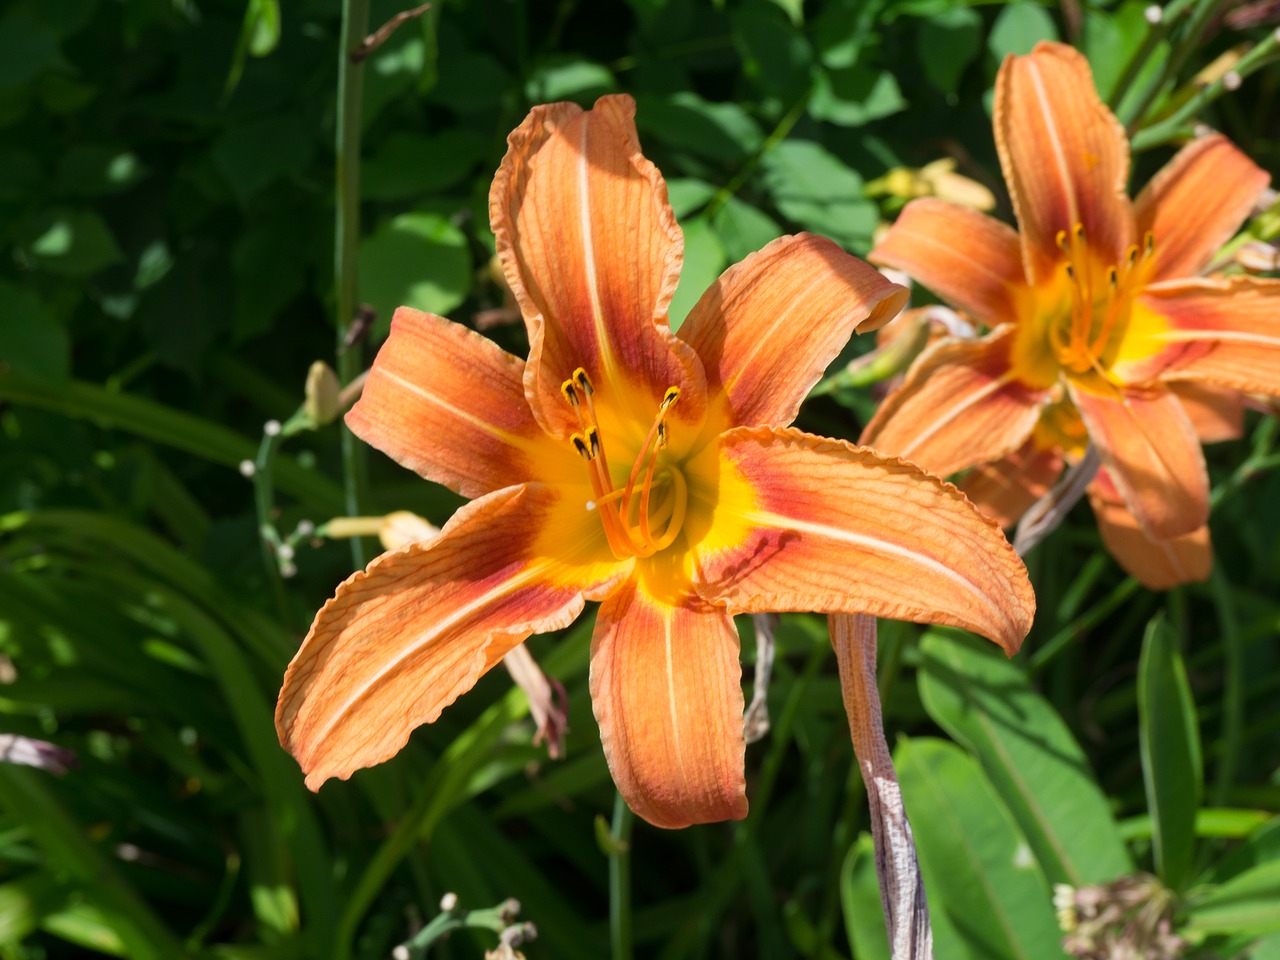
296,519,315,537
264,419,282,437
1223,70,1242,91
1144,4,1162,23
238,460,256,478
440,891,459,912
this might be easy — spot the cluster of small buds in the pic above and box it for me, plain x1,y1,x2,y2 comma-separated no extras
1055,875,1185,960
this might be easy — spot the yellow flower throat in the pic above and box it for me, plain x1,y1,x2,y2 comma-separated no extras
562,368,689,560
1047,222,1156,384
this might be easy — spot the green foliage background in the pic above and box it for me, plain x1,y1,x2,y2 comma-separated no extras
1,0,1279,957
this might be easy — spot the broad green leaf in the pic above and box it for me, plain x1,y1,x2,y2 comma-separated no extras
0,11,59,88
525,56,616,103
1210,817,1280,884
666,178,718,218
811,67,906,128
636,93,764,164
1138,616,1203,891
362,129,487,200
668,216,726,331
710,197,782,264
895,736,1068,960
359,211,472,333
841,834,894,960
812,0,887,69
211,115,314,204
987,2,1059,60
918,6,982,95
22,209,122,276
1185,861,1280,937
1081,0,1153,101
760,139,877,248
732,0,812,99
918,630,1131,886
232,221,308,341
56,145,146,196
0,281,67,382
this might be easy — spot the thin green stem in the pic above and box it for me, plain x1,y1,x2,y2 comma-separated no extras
1111,0,1199,119
335,0,372,569
251,425,291,623
704,87,812,220
610,792,635,960
1124,0,1233,134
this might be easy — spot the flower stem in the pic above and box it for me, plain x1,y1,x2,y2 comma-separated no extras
609,791,635,960
335,0,371,569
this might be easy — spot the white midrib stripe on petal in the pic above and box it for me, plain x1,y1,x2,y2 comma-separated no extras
745,509,1012,632
381,369,533,449
577,116,622,388
305,559,563,748
897,370,1017,459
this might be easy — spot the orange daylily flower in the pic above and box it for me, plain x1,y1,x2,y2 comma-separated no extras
862,42,1280,554
275,95,1035,829
962,381,1244,588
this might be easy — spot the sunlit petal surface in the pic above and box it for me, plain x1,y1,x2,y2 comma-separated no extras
693,426,1034,655
861,327,1047,477
590,577,747,829
679,233,907,430
1089,469,1211,589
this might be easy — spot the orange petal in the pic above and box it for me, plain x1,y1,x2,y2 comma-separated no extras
276,484,625,789
1135,134,1271,282
859,327,1047,478
590,577,746,829
1067,380,1207,540
995,42,1132,284
489,94,707,437
692,426,1035,655
677,234,907,429
1171,381,1245,444
961,440,1065,529
1121,277,1280,395
345,307,564,499
870,198,1026,323
1089,468,1211,590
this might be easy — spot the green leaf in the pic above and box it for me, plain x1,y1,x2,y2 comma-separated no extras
0,767,192,960
636,93,764,164
359,212,471,334
1185,861,1280,937
811,67,906,127
666,178,718,218
840,834,890,960
211,114,314,205
918,6,982,95
362,129,487,201
918,630,1131,886
710,197,782,264
0,281,68,382
1210,817,1280,884
0,11,59,88
22,209,122,276
987,2,1059,60
56,145,146,196
1138,615,1203,891
1082,0,1152,101
895,736,1068,960
760,139,877,249
732,0,813,99
525,56,616,103
668,215,726,331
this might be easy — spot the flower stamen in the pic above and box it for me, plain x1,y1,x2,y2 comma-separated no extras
563,380,686,558
1050,224,1156,384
